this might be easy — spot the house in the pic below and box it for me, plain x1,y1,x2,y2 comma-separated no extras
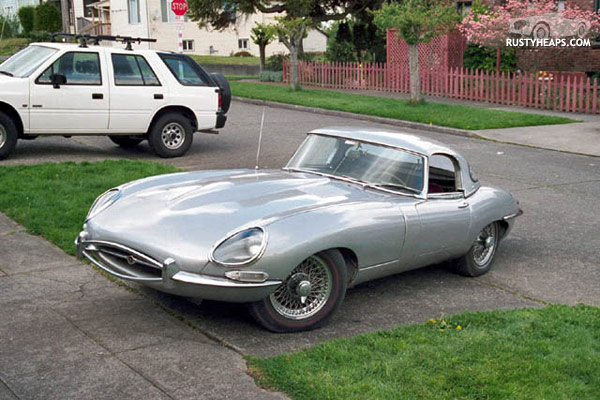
0,0,38,17
108,0,327,56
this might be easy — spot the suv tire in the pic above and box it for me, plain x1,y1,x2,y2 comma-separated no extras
210,73,231,113
148,113,193,158
0,112,18,160
109,135,145,148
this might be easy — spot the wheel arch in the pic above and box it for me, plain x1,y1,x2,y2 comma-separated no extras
0,101,24,136
147,105,198,134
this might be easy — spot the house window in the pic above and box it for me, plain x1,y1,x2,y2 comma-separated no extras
128,0,140,24
183,40,194,51
161,0,188,23
238,38,248,49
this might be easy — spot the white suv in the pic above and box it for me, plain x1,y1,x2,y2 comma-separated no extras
0,36,230,159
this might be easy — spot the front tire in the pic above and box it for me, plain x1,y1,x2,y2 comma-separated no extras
0,112,18,160
148,113,193,158
249,250,348,333
109,135,144,148
454,222,500,277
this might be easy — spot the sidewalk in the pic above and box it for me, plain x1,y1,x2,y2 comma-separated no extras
0,213,285,400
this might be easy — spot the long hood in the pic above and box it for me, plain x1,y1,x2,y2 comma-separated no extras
87,169,386,266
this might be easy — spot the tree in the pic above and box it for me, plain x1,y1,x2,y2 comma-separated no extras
251,22,276,72
17,6,35,35
372,0,459,103
34,2,62,32
187,0,375,90
459,0,600,72
274,17,312,91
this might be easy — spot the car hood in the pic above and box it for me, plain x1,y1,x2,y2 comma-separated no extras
87,169,393,265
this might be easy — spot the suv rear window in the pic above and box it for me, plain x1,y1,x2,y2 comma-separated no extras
158,54,211,86
112,54,160,86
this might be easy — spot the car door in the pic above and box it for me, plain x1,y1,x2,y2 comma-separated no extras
29,50,109,133
415,154,472,264
108,52,165,132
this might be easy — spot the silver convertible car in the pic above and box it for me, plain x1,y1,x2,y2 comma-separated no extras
76,127,522,332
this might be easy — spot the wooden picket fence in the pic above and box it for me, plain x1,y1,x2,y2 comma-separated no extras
283,60,600,114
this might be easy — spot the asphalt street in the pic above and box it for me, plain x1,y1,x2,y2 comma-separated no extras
3,100,599,360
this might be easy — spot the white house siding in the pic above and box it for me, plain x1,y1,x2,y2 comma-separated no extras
109,0,326,56
0,0,39,17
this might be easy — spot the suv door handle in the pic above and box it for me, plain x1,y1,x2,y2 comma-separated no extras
458,201,470,209
92,93,103,100
154,94,164,99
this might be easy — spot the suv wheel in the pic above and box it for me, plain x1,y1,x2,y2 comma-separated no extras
148,113,193,158
109,135,144,148
0,112,18,160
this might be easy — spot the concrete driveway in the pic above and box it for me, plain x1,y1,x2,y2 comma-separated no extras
1,101,599,394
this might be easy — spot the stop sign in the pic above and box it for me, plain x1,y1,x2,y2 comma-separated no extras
171,0,187,16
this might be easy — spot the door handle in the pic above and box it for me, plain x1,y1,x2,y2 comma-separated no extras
458,201,470,209
92,93,103,99
154,94,164,99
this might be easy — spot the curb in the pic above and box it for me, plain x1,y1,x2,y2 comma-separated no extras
232,96,479,139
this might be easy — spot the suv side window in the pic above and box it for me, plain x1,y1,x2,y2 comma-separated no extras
112,54,160,86
37,52,101,85
428,154,459,194
159,54,208,86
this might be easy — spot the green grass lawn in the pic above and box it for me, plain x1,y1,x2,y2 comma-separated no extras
0,161,597,399
191,54,260,66
230,82,576,130
0,38,31,57
249,305,599,400
225,75,258,81
0,160,178,254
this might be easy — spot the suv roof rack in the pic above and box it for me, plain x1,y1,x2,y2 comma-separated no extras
50,33,157,50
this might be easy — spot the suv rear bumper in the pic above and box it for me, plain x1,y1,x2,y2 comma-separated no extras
216,112,227,129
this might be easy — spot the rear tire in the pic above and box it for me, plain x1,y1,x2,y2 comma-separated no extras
249,249,347,333
210,73,231,113
454,222,499,277
148,113,193,158
109,135,144,148
0,112,18,160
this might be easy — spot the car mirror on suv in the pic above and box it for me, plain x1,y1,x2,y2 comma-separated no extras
50,74,67,89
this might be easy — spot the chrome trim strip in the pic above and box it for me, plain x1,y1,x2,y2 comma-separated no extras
82,250,162,283
82,240,162,269
172,271,282,288
358,259,398,272
503,209,524,220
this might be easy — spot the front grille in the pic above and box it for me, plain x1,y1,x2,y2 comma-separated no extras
82,241,162,282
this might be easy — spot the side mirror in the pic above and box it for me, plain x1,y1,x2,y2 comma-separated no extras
50,73,67,89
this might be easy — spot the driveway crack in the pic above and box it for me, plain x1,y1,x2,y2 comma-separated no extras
473,278,551,306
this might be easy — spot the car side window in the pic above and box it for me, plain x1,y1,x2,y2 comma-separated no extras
428,154,459,194
112,54,160,86
37,52,101,85
159,54,207,86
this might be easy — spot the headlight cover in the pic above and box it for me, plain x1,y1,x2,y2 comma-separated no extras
210,227,266,266
86,188,121,221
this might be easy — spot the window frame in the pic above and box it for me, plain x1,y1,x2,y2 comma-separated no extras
182,40,194,51
35,51,103,86
426,153,464,200
110,53,162,87
128,0,141,24
238,38,249,49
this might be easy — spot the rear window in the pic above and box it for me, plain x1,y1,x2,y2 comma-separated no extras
158,54,212,86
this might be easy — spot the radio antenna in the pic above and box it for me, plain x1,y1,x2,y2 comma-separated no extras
255,103,266,170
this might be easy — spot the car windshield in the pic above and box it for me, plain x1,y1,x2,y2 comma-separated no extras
0,45,57,78
286,134,425,195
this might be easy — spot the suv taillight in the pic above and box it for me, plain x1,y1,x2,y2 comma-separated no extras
218,93,222,110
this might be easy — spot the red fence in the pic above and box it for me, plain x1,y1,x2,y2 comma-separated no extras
283,61,600,114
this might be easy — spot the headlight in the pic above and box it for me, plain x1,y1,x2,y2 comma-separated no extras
86,188,121,221
210,227,266,266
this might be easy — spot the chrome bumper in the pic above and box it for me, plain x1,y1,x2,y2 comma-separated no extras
75,234,281,302
503,208,524,220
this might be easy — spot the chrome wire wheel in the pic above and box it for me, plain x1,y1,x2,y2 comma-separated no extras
473,223,498,267
161,122,185,150
0,124,6,149
269,255,333,320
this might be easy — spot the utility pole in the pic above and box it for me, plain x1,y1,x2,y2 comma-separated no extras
60,0,71,33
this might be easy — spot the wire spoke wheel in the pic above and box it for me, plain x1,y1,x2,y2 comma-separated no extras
161,122,185,150
473,223,498,267
269,255,333,320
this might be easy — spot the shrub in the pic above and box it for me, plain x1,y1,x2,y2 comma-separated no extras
232,50,253,57
463,44,517,72
0,15,21,39
34,2,62,33
18,6,35,34
266,52,287,71
259,70,282,82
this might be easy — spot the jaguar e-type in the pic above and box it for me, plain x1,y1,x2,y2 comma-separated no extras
76,127,522,332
